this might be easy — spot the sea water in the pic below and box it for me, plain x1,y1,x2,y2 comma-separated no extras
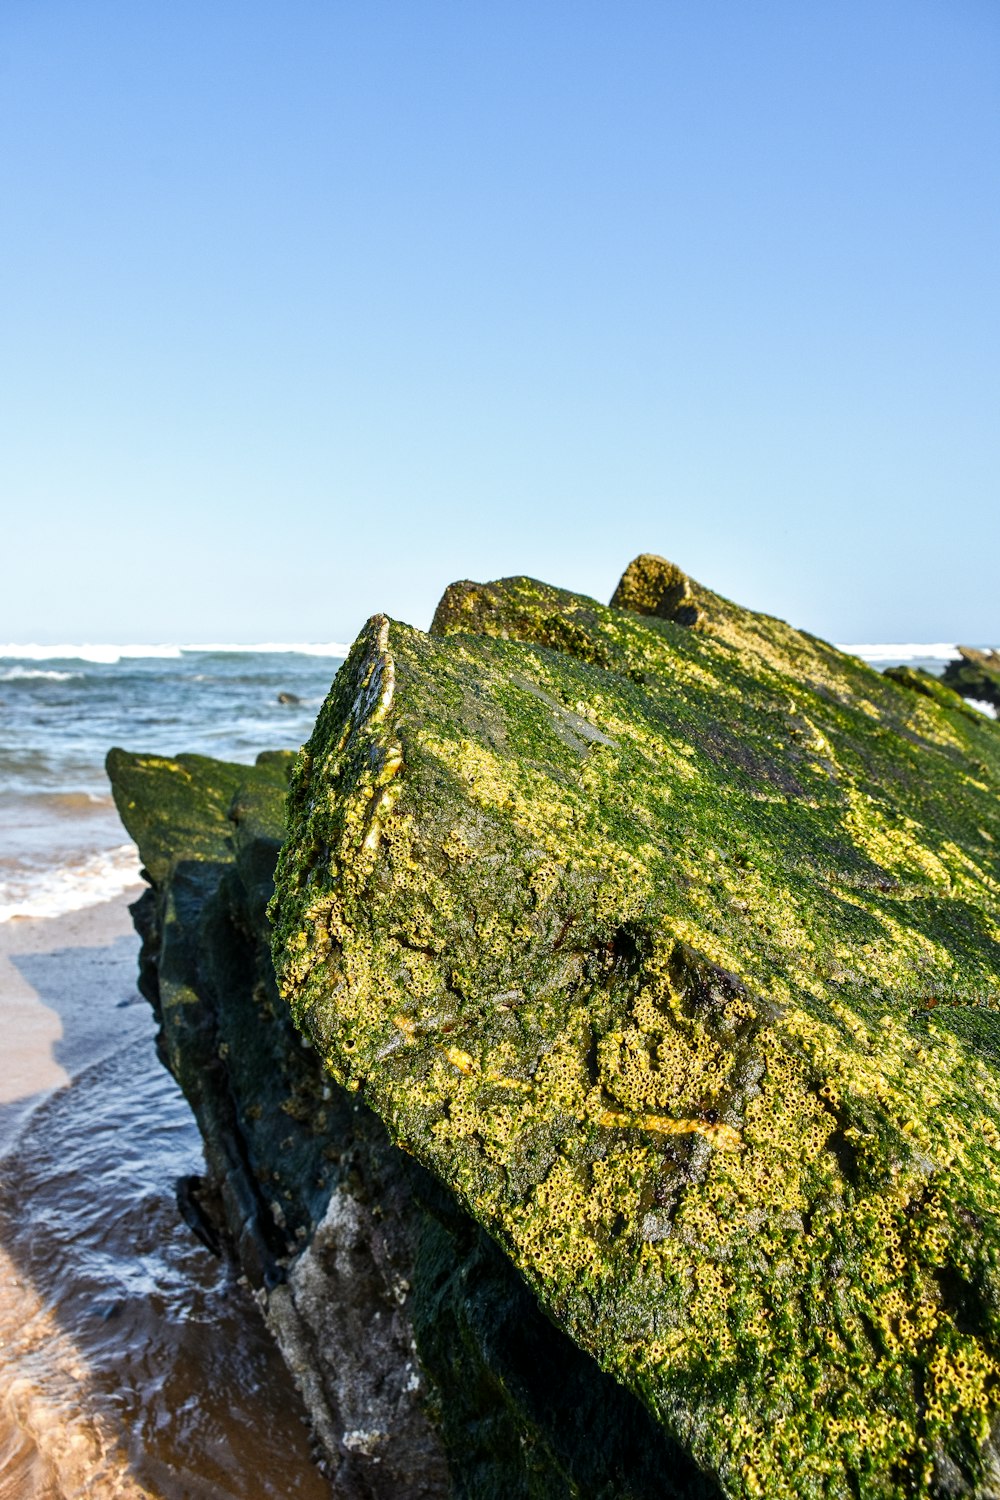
0,638,994,1497
0,644,347,925
0,645,345,1498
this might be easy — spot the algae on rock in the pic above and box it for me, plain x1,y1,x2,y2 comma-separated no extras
108,740,709,1500
941,647,1000,715
271,558,1000,1500
609,553,701,627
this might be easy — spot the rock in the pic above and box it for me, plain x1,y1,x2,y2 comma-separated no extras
107,741,708,1499
175,1173,223,1257
942,648,1000,713
271,561,1000,1500
610,552,701,625
107,746,449,1496
278,691,302,705
882,663,980,718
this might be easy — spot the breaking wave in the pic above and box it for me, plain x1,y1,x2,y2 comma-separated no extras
0,844,143,924
0,644,349,665
838,643,963,662
0,668,81,683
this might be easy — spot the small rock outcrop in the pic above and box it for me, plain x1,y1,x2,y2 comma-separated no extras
609,552,700,625
882,663,978,717
941,646,1000,713
107,748,450,1498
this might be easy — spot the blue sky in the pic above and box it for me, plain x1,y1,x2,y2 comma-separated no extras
1,2,997,644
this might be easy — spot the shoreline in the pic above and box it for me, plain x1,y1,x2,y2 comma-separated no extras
0,888,146,1157
0,888,153,1500
0,885,330,1500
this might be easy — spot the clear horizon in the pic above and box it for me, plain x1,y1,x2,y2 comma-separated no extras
0,637,993,658
2,2,997,645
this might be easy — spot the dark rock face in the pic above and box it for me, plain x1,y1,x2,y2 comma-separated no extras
108,747,449,1498
107,743,712,1499
941,648,1000,713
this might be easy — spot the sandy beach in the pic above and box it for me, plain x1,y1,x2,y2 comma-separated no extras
0,891,146,1151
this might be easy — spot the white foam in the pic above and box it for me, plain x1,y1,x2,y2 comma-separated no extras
968,699,999,720
0,642,349,664
837,644,963,662
184,642,350,657
0,666,80,682
0,643,182,664
0,844,143,924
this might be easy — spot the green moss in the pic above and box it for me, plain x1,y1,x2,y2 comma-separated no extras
883,664,982,720
272,567,1000,1499
108,740,731,1496
106,747,251,884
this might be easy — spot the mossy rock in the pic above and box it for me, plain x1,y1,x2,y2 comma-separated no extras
941,648,1000,714
108,742,709,1498
106,745,334,1272
272,563,1000,1500
610,553,701,626
882,664,981,721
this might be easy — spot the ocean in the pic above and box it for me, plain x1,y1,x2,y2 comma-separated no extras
0,644,348,925
0,637,994,1498
0,645,345,1500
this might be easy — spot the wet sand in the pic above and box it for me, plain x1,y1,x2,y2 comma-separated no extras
0,895,332,1499
0,893,146,1149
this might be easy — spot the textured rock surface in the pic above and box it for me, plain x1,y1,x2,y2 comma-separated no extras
108,743,709,1499
941,647,1000,714
272,562,1000,1500
882,664,982,719
107,747,450,1498
609,553,700,626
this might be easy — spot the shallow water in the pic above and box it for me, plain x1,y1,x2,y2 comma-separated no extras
0,646,344,923
0,646,349,1495
0,914,332,1499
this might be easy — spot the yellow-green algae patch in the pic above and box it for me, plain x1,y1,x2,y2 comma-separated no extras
271,565,1000,1499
